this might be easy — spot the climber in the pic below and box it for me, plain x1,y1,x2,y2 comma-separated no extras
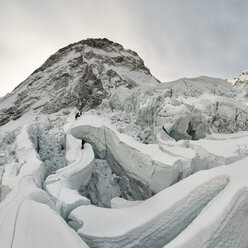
81,139,86,149
75,112,80,120
162,126,169,135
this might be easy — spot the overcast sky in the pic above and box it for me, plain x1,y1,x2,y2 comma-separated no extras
1,0,248,96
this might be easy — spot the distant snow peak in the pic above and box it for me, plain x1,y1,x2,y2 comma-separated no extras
233,70,248,86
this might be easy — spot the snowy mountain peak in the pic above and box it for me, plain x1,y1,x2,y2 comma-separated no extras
0,38,159,126
29,38,155,85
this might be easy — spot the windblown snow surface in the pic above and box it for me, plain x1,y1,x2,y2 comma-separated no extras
1,39,248,248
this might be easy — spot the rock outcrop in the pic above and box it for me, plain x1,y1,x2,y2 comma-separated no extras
233,70,248,86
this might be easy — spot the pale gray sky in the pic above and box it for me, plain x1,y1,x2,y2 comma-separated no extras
1,0,248,96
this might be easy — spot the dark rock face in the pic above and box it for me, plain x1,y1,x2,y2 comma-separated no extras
0,38,159,126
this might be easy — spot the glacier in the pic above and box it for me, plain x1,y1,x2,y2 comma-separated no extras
1,38,248,248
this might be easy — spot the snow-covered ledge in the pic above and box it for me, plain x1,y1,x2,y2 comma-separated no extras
70,115,187,193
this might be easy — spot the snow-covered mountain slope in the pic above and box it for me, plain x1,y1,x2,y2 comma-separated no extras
1,38,248,248
0,38,159,126
158,76,233,97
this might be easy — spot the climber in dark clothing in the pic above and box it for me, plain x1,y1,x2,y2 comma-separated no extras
75,112,80,120
162,126,169,135
81,139,86,149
